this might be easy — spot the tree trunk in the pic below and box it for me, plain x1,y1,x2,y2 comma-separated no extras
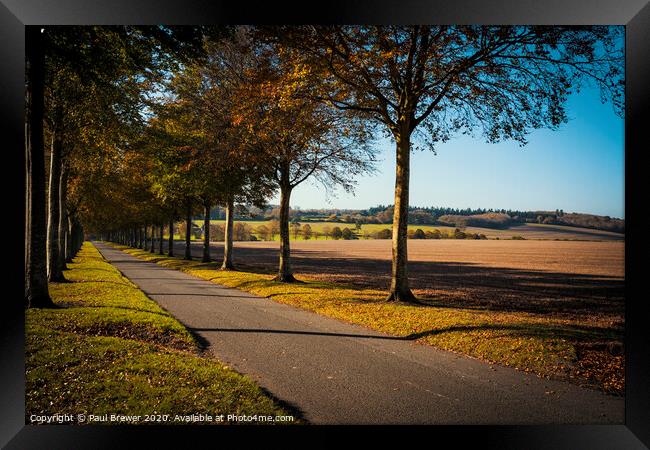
150,223,155,253
46,126,65,282
144,224,149,251
386,124,416,302
57,164,68,271
275,183,296,282
158,223,164,255
202,201,211,262
25,26,54,307
184,199,192,260
168,215,174,257
76,221,83,253
221,195,234,270
65,213,73,262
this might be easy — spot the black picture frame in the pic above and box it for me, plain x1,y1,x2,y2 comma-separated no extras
1,1,647,448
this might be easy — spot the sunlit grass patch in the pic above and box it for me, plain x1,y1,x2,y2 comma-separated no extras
26,242,296,424
114,243,624,395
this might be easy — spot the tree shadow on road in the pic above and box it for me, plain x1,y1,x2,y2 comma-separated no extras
187,321,621,344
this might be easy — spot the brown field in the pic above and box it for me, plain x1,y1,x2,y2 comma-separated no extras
479,223,625,240
189,239,624,323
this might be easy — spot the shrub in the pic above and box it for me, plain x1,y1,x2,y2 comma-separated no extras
511,235,526,240
234,222,252,241
302,224,313,240
269,220,280,240
256,225,270,241
178,222,202,240
409,228,426,239
374,228,392,239
290,222,301,239
341,228,355,240
209,224,225,241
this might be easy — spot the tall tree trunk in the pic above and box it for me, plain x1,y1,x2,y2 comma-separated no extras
75,220,83,253
386,125,416,302
275,182,295,282
184,199,192,260
144,224,149,251
168,214,174,257
65,213,73,261
221,195,234,269
202,200,211,262
57,164,68,271
158,223,164,255
25,26,54,307
150,223,155,253
46,126,65,282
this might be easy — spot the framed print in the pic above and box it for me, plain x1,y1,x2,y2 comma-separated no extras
1,0,648,448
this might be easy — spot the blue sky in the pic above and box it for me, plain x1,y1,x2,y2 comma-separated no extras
274,85,625,219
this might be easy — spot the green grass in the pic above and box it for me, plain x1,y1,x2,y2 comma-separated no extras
26,243,297,424
113,243,624,395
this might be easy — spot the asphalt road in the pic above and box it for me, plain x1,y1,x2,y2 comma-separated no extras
94,242,624,425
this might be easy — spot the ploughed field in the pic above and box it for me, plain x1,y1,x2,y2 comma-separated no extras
194,239,624,324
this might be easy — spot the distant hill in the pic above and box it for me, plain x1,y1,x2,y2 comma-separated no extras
532,212,625,234
437,213,513,229
437,211,624,233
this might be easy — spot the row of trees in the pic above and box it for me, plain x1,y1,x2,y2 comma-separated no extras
26,25,623,307
25,26,209,307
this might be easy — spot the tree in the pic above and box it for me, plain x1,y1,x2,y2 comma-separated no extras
25,27,55,308
234,31,377,281
302,223,313,240
234,223,253,241
331,227,343,240
269,220,280,240
291,222,301,240
162,32,275,269
411,228,426,239
37,25,210,282
256,225,270,240
272,25,623,302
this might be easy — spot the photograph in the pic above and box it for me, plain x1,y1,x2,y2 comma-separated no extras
2,0,649,448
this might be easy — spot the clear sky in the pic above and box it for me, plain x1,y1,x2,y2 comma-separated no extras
273,85,625,219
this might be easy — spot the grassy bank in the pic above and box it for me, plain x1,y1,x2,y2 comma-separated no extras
26,242,296,424
113,243,624,395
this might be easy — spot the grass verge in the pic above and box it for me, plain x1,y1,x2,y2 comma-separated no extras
113,243,624,395
26,242,297,425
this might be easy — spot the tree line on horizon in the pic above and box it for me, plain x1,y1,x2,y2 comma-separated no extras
25,25,623,307
206,203,625,233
